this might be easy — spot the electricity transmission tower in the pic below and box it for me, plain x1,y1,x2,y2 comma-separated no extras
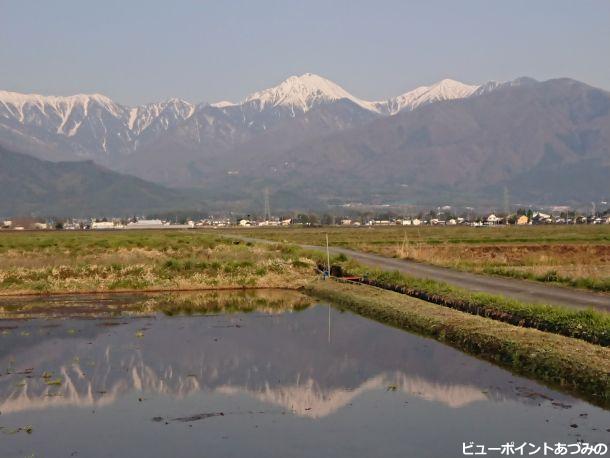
263,188,271,221
503,186,510,217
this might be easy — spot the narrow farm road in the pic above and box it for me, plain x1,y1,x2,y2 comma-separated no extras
323,246,610,311
227,234,610,311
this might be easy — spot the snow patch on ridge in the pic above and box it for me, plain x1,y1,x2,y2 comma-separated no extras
210,100,236,108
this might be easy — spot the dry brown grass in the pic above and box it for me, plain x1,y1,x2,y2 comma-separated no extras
0,231,317,295
220,226,610,291
391,243,610,280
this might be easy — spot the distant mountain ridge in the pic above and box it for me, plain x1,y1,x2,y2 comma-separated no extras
0,145,203,217
1,74,609,210
0,74,483,166
252,77,610,206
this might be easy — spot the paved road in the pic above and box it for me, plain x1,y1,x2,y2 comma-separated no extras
229,235,610,311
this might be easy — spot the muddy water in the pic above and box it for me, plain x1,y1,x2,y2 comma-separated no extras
0,292,608,457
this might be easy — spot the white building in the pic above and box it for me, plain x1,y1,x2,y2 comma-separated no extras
126,219,165,229
91,221,116,230
486,214,501,225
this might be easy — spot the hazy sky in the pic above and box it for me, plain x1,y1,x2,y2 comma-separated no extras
2,0,609,106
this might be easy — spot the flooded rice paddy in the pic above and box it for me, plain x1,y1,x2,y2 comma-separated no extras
0,291,608,457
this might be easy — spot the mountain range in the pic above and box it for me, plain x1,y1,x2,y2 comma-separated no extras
1,73,609,213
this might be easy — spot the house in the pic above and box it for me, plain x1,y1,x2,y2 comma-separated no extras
516,215,529,225
532,212,552,224
33,222,48,230
447,219,457,225
486,214,502,225
238,219,251,227
1,220,11,229
340,219,352,226
412,218,422,226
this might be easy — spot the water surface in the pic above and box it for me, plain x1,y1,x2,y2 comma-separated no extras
0,291,608,457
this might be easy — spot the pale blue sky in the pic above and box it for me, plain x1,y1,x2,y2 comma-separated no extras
1,0,609,105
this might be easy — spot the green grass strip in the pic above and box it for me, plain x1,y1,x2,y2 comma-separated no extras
297,246,610,347
306,280,610,408
346,265,610,347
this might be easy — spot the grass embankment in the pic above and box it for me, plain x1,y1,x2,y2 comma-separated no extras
306,280,610,407
0,231,316,295
321,252,610,346
222,225,610,292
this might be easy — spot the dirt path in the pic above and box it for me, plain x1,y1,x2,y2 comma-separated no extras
230,235,610,311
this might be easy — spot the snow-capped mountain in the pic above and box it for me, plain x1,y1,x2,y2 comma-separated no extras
2,75,608,209
128,98,194,136
0,91,123,130
0,91,194,162
375,79,480,115
0,73,490,172
206,74,479,116
239,73,381,113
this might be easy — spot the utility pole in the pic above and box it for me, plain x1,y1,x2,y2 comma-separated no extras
325,233,331,278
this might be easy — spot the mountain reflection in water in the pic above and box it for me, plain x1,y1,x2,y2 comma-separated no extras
0,292,608,458
0,293,571,416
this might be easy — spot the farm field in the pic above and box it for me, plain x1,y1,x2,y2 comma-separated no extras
0,230,315,295
0,229,608,409
221,225,610,292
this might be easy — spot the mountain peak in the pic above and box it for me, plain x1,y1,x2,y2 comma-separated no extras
243,73,379,113
382,78,480,114
425,78,479,99
163,97,192,106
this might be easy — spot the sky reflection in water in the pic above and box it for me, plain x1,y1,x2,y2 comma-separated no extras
0,291,608,458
